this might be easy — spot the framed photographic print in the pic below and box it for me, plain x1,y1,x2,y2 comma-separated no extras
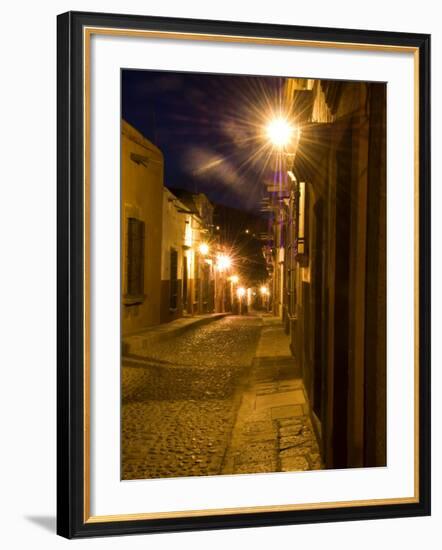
57,11,431,538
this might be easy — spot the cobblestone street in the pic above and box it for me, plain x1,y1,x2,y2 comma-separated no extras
116,72,389,488
122,315,322,480
122,316,261,479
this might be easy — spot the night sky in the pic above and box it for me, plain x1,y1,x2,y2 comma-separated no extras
122,70,286,213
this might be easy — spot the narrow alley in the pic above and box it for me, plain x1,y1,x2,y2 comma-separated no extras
120,72,387,478
122,315,321,479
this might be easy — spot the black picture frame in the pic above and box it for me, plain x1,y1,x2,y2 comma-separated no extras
57,10,431,539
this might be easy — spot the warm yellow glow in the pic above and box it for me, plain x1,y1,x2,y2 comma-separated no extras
237,287,246,298
260,286,269,295
230,275,239,284
184,220,193,247
266,117,293,148
245,229,250,234
287,170,296,182
199,243,209,256
216,254,231,271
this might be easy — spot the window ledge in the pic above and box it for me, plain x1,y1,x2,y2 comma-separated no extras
123,294,145,306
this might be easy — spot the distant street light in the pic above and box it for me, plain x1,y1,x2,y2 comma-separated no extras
199,243,209,256
260,285,270,312
266,117,294,148
216,254,232,271
237,287,246,298
236,286,247,315
230,275,239,284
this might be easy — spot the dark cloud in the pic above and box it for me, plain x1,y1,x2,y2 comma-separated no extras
122,69,283,213
183,146,247,194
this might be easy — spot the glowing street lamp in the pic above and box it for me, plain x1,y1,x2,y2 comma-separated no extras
216,254,231,272
260,285,270,312
266,117,294,148
230,275,239,284
236,286,247,315
237,287,246,299
199,242,209,256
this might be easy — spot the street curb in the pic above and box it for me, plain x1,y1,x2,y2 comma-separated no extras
123,313,229,355
166,313,229,339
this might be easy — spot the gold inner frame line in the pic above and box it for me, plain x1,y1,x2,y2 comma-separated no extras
82,26,420,524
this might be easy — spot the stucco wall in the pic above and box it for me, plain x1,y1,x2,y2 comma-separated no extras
121,121,164,335
160,188,187,322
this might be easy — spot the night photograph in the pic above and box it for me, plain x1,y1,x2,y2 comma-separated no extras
120,69,387,480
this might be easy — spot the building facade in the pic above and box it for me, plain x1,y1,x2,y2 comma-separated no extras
121,120,164,336
264,79,387,470
160,188,216,323
122,121,218,334
160,188,188,323
169,190,216,317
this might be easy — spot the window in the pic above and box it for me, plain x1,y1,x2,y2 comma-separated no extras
295,181,309,266
297,181,306,255
125,217,145,304
169,248,178,310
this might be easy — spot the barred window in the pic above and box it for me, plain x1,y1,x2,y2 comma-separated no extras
125,217,145,303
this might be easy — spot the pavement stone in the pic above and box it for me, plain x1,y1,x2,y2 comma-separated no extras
122,316,261,480
122,314,324,481
222,320,323,476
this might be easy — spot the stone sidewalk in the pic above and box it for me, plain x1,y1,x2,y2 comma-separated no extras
222,317,323,475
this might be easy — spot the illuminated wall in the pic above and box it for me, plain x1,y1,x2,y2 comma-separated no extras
121,120,164,335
